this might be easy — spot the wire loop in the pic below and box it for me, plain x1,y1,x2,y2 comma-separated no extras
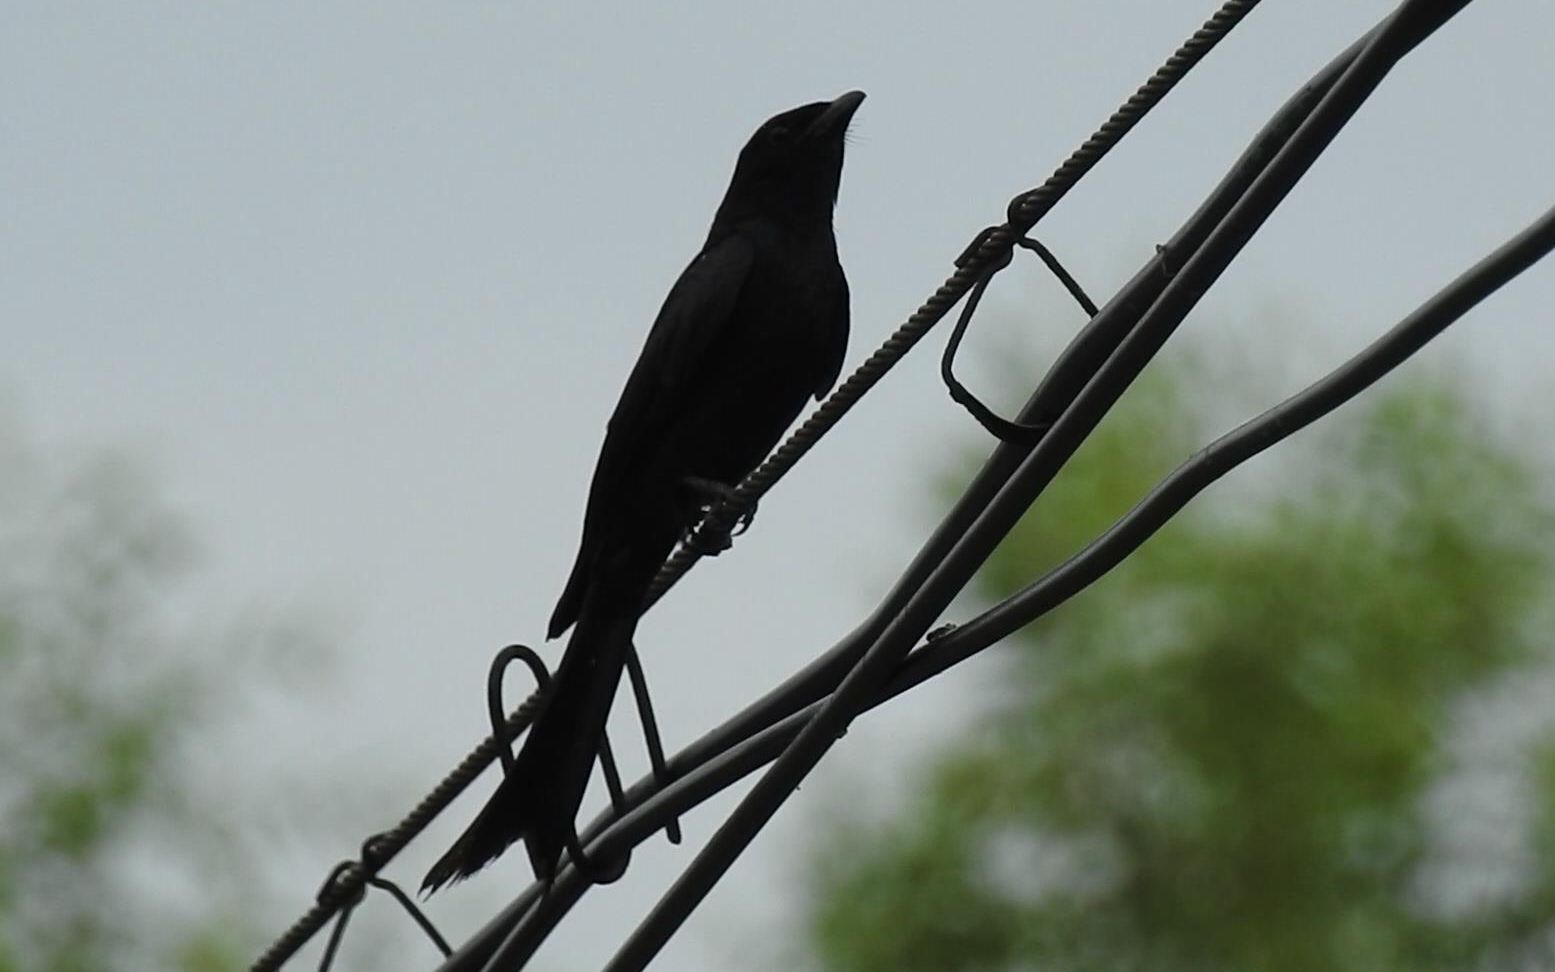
941,233,1097,444
248,2,1299,968
485,644,550,776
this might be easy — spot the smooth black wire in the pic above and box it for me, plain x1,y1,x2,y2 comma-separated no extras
902,199,1555,709
249,700,545,972
601,3,1470,969
315,908,353,972
247,0,1392,967
442,1,1281,968
939,234,1098,444
626,644,683,843
367,877,453,958
486,644,549,776
432,6,1307,971
430,16,1379,972
1019,237,1100,317
463,186,1555,972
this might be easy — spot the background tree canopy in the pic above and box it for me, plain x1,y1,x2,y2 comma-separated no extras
0,422,322,972
802,350,1555,972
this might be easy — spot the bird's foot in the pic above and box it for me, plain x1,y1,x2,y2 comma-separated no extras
681,476,757,556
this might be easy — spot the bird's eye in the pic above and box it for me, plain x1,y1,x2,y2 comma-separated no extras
766,125,792,146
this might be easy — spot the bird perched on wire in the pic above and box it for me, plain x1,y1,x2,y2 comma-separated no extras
423,90,864,892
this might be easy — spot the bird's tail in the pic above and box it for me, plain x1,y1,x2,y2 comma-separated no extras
421,593,639,893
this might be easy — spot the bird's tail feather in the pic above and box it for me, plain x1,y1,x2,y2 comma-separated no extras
421,598,638,893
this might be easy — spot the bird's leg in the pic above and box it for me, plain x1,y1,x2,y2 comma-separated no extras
680,476,758,555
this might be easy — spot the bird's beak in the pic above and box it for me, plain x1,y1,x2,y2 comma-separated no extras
806,90,866,140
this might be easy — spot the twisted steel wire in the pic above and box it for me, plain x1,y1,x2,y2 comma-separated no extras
646,0,1265,606
1007,0,1262,227
248,698,544,972
432,2,1493,966
600,3,1475,969
252,2,1265,968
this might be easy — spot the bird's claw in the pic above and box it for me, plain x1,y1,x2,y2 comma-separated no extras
681,476,758,555
684,522,734,556
731,504,756,536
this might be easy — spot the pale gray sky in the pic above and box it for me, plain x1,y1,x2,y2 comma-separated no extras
5,2,1555,969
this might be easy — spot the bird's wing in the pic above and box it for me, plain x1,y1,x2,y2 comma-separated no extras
626,233,757,413
547,233,755,638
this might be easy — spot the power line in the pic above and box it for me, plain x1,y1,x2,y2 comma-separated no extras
244,0,1555,968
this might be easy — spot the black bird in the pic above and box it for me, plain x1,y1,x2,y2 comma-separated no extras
423,90,863,891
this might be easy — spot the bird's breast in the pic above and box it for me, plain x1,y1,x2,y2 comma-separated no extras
675,237,846,484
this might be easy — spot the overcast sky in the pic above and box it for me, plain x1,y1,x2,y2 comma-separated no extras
5,2,1555,969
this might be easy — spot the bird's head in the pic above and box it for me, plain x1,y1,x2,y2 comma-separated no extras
719,90,865,227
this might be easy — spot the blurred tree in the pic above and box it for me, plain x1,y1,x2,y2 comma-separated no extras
0,420,304,972
803,354,1555,972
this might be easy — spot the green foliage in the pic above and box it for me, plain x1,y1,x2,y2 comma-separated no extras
0,430,257,972
805,359,1555,972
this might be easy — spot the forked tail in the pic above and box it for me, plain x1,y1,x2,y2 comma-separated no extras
422,598,639,892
